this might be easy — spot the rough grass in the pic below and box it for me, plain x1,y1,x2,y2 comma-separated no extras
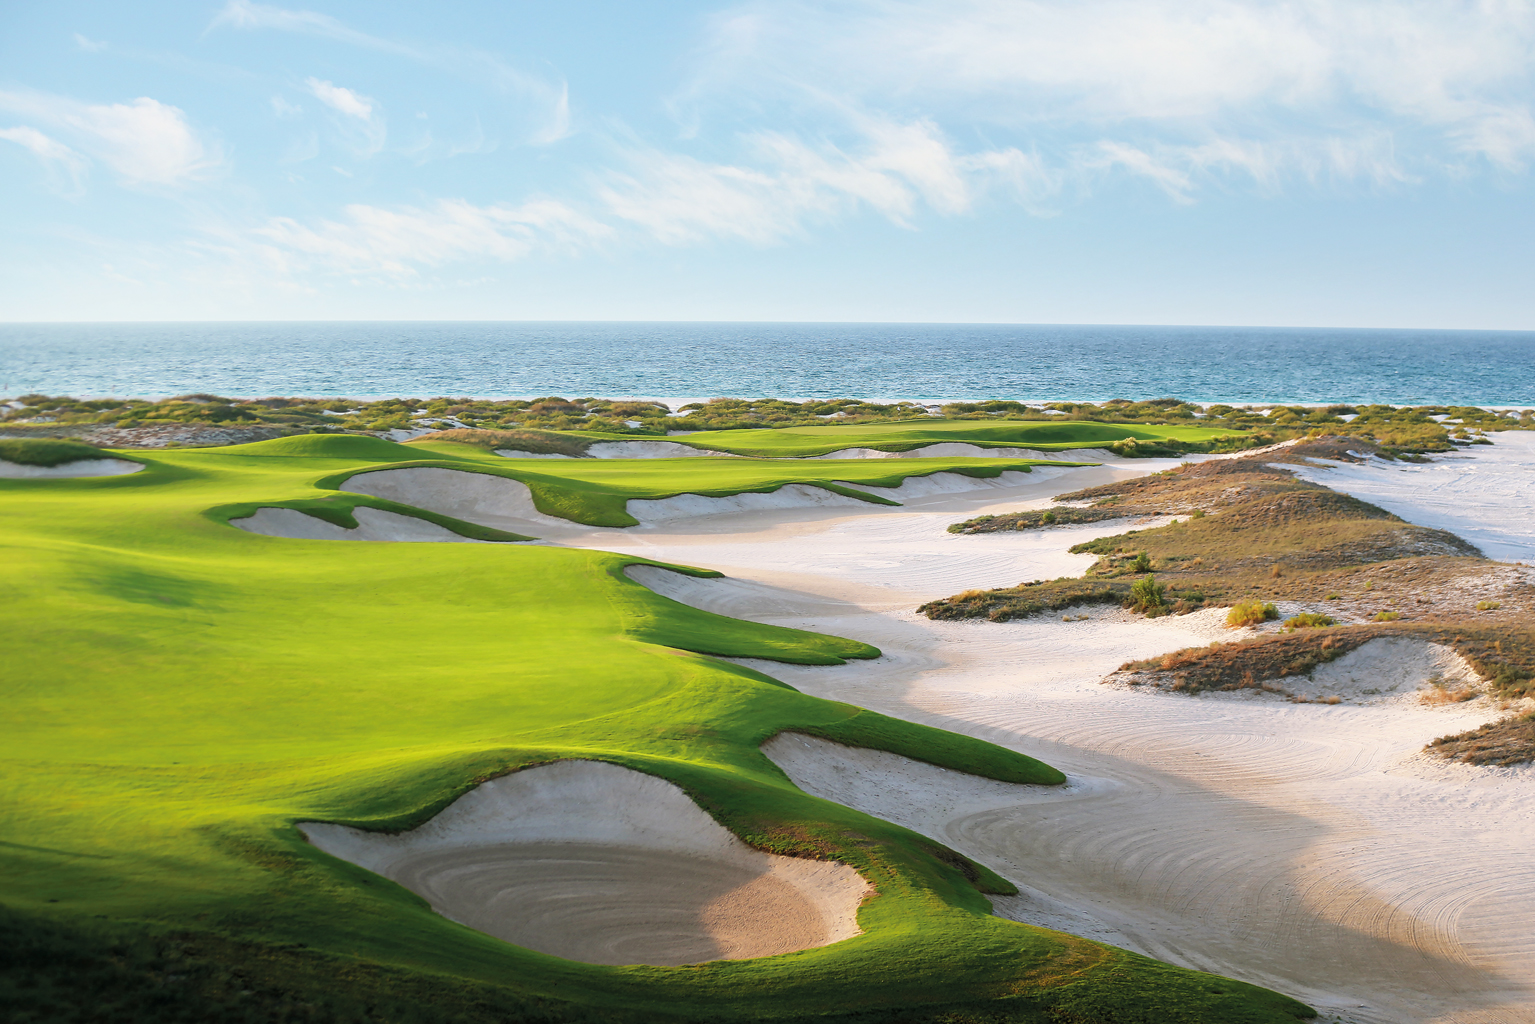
1429,714,1535,767
926,441,1499,628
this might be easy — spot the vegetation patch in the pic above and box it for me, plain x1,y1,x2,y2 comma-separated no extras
410,427,593,457
1429,714,1535,767
0,437,124,467
927,437,1535,768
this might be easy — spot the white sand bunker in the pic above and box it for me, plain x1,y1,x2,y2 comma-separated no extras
342,467,574,530
629,470,1063,522
231,506,493,543
629,483,875,521
586,440,739,459
0,458,143,479
1283,637,1483,704
809,443,1094,461
300,760,870,966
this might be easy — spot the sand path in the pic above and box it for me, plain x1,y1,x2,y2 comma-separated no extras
535,456,1535,1024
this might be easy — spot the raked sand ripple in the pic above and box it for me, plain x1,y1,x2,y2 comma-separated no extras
302,760,868,967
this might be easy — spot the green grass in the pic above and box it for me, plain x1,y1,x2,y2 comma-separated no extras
0,432,1313,1023
657,419,1247,458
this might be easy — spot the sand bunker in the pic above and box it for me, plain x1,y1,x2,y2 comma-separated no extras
0,458,143,479
560,471,1535,1022
629,470,1073,523
300,760,868,966
493,450,577,460
628,483,875,521
342,467,574,531
231,506,493,543
1283,637,1482,704
586,440,740,459
809,443,1109,461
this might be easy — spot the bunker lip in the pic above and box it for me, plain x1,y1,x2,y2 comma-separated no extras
0,457,143,479
230,506,497,543
299,759,870,967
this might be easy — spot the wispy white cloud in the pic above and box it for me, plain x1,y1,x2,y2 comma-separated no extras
681,0,1535,190
305,78,373,121
598,117,1060,244
253,198,612,277
0,90,222,186
0,126,89,194
304,77,385,154
71,33,108,53
211,0,572,144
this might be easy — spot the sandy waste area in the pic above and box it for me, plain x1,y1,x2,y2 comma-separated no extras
290,439,1535,1022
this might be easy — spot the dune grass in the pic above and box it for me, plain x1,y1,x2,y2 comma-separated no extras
0,432,1313,1023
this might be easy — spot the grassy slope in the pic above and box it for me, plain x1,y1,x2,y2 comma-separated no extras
654,419,1245,457
1,434,1311,1023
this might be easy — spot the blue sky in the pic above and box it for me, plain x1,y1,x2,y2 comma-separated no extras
1,0,1532,327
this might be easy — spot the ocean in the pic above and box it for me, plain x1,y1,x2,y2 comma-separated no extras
2,322,1532,406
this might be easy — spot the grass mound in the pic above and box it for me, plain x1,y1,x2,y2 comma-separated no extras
215,433,427,460
410,428,592,457
1430,714,1535,767
0,437,118,466
928,443,1494,625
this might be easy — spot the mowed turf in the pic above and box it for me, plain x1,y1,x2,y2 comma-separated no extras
638,419,1246,458
0,435,1312,1023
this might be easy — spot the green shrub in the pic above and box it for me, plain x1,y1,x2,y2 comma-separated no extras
1373,611,1401,621
1040,510,1056,525
1478,600,1502,611
1226,600,1279,627
1130,550,1152,573
1285,612,1336,629
1128,574,1166,613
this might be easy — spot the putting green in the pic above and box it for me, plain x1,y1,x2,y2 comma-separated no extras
0,434,1312,1023
639,419,1247,458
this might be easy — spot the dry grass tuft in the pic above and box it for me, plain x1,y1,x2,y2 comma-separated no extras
1430,714,1535,766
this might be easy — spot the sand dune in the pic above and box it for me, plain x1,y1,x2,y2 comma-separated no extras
1285,432,1535,562
300,760,868,966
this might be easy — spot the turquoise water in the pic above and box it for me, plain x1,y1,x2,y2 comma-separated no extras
2,322,1532,404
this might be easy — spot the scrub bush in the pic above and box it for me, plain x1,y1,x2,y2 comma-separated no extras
1226,600,1279,627
1129,574,1166,613
1284,612,1336,629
